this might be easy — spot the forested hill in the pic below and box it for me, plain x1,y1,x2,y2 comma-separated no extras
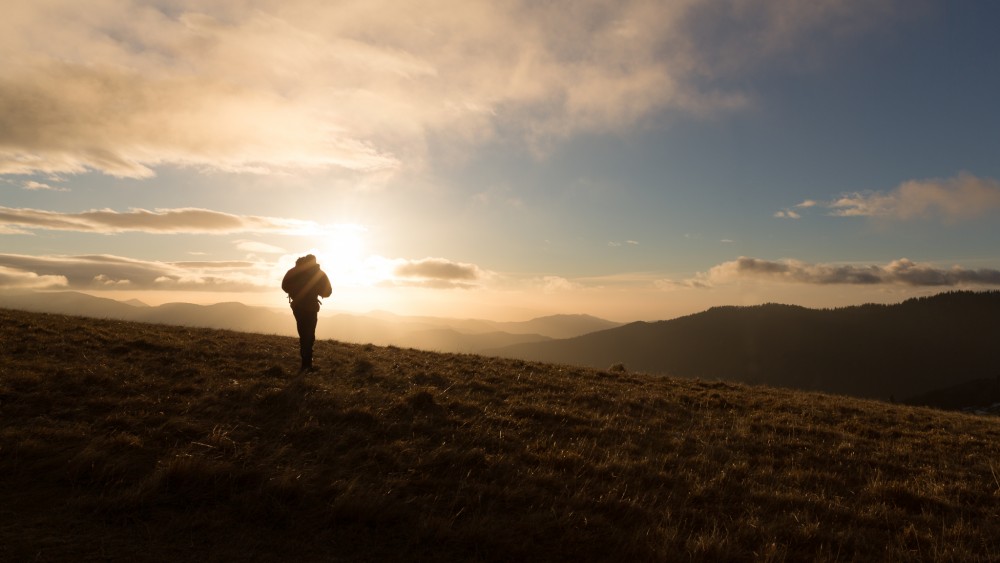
492,291,1000,402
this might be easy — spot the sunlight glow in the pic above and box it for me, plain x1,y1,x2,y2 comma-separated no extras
304,223,388,288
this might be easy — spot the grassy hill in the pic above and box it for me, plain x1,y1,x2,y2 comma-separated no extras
2,308,999,562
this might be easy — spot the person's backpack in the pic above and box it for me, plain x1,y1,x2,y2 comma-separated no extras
282,257,331,311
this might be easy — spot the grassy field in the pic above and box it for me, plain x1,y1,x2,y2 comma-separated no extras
2,308,999,562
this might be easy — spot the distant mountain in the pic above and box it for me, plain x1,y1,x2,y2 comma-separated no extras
0,291,614,354
359,311,620,339
491,291,1000,402
315,312,611,351
0,291,291,335
495,314,622,339
0,290,143,319
139,302,290,335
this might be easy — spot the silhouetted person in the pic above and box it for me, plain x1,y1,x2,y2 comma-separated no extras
282,254,332,372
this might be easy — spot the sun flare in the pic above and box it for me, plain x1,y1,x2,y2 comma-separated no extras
303,223,388,288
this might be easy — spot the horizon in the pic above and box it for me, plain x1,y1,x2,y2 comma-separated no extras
7,287,992,327
3,1,1000,323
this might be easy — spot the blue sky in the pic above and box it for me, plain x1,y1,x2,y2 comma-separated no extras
2,1,1000,321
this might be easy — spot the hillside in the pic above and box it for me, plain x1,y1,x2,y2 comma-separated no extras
2,308,999,562
493,291,1000,403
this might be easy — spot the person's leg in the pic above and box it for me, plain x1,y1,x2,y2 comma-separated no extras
302,311,317,369
294,308,318,370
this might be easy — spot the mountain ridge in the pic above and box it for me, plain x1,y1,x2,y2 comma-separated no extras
0,290,617,353
491,291,1000,403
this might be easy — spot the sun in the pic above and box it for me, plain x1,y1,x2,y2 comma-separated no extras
306,223,387,288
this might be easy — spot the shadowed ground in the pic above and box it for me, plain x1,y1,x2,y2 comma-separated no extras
2,308,999,562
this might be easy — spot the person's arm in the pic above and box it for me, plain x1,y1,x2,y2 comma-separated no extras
319,273,332,298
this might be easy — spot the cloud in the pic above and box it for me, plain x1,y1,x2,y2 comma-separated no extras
782,174,1000,222
830,174,1000,221
0,206,315,235
655,277,710,290
0,0,912,178
0,225,32,235
541,276,583,293
22,180,68,191
0,253,272,292
234,240,287,254
0,265,68,290
609,240,640,247
695,256,1000,287
390,257,485,289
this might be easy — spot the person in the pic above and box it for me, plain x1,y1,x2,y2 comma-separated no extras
281,254,332,372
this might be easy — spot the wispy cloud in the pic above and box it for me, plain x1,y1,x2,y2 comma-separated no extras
235,240,287,254
389,257,486,289
608,240,641,248
540,276,583,293
779,174,1000,222
0,253,272,292
830,174,1000,221
0,206,315,235
0,0,911,179
22,180,68,192
694,256,1000,287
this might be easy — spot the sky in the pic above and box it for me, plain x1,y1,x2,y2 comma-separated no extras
2,0,1000,322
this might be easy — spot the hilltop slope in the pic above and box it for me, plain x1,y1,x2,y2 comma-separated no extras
492,291,1000,402
2,308,999,562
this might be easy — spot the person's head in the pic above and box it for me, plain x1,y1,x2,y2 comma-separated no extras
295,254,317,267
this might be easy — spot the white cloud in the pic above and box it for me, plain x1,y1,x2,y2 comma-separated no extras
0,253,272,292
695,256,1000,287
22,180,68,191
773,209,801,219
830,174,1000,221
783,174,1000,222
93,274,132,287
0,206,316,235
0,265,68,289
541,276,583,293
235,240,287,254
0,0,912,179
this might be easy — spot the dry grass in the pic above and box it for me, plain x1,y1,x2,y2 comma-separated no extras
2,308,999,562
